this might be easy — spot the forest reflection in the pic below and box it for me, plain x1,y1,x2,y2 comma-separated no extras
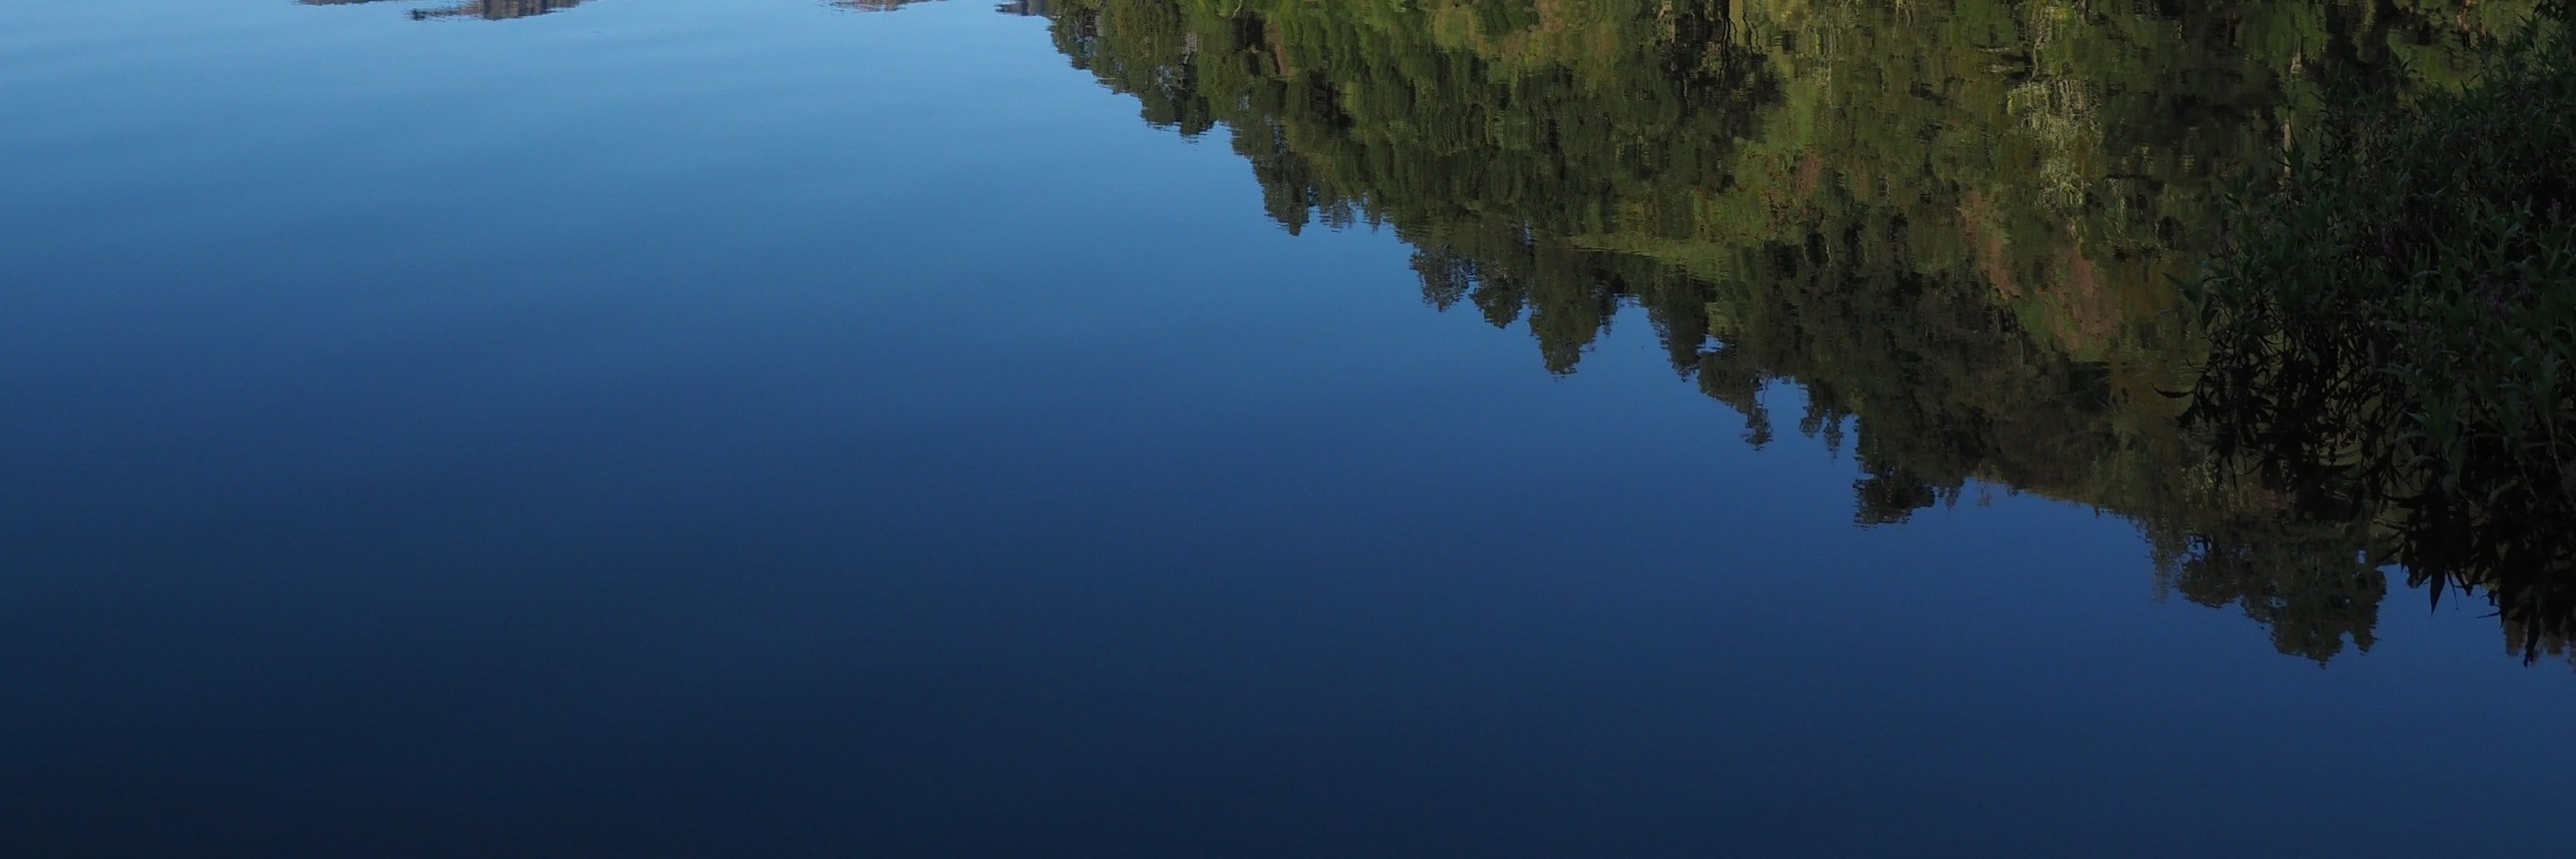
297,0,595,21
291,0,2572,665
297,0,596,21
1030,0,2571,665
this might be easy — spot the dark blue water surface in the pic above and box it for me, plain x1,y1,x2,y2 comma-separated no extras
4,1,2573,856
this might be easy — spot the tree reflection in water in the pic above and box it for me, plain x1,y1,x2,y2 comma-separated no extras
291,0,2575,664
299,0,598,21
1030,0,2572,665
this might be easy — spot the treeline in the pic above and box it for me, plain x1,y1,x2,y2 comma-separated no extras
1039,0,2561,662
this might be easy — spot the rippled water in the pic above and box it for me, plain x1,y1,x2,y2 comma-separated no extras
3,1,2572,855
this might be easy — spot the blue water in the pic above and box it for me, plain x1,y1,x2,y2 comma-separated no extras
3,2,2572,855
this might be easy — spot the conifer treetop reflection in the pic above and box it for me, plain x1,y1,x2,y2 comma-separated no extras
1034,0,2568,666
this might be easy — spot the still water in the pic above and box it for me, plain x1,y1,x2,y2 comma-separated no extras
3,0,2571,854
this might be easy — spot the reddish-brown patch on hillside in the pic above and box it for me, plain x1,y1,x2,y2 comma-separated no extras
1958,191,2018,299
2047,248,2119,344
1266,21,1296,76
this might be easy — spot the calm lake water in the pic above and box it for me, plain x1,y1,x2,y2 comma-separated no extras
4,0,2573,855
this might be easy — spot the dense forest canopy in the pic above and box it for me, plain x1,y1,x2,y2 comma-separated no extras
1035,0,2561,663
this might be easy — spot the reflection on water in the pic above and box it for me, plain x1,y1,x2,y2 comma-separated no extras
301,0,1052,18
829,0,945,13
10,0,2571,852
278,0,2570,661
1029,0,2569,664
300,0,597,21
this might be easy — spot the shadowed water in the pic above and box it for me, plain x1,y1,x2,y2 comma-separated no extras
3,1,2571,855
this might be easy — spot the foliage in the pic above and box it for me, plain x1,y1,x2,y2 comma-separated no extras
1042,0,2563,663
2188,16,2576,658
